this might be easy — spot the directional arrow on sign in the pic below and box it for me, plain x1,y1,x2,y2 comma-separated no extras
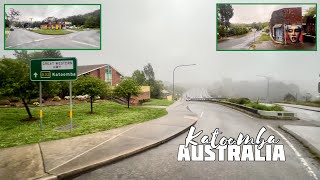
34,72,38,78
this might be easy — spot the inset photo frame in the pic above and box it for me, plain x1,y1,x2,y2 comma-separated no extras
216,3,317,51
4,4,101,50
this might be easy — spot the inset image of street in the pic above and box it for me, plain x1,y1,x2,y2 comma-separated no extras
217,4,317,51
4,4,101,50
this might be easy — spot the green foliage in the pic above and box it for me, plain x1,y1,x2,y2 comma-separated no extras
0,59,38,118
114,78,141,108
228,25,249,36
132,70,146,85
217,4,234,27
228,98,250,105
227,98,284,111
73,76,111,112
59,9,100,28
304,7,316,17
283,93,296,102
143,99,173,106
5,8,20,27
31,29,73,35
0,101,167,148
257,33,272,43
13,50,63,65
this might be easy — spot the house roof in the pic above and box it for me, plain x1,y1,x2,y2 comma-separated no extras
77,64,123,76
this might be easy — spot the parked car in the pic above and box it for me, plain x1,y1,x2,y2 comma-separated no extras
10,28,14,31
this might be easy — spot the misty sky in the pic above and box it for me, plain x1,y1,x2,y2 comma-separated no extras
230,4,316,24
1,0,319,96
5,5,100,21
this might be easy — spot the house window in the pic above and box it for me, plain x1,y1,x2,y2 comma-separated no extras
105,65,112,85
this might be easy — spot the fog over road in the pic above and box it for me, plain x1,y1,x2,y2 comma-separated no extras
74,97,320,179
6,29,100,49
217,31,262,50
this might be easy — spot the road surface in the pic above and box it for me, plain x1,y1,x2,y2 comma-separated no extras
277,103,320,125
217,31,262,50
6,29,100,49
73,100,320,180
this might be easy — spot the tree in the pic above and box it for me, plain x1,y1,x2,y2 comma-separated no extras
114,78,141,108
132,70,146,85
0,59,38,119
217,4,234,28
73,76,110,113
143,63,155,81
41,50,63,58
283,93,296,102
6,8,20,27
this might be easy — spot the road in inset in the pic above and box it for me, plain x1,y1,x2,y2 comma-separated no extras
73,101,320,180
217,31,262,50
6,29,100,49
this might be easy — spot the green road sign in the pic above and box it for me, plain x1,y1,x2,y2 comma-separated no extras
30,58,78,81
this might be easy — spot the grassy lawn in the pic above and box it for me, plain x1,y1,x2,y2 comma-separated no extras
257,33,272,43
31,29,73,35
0,101,167,148
143,99,173,106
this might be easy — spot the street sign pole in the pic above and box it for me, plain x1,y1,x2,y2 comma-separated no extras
30,58,77,131
39,81,43,130
69,81,73,131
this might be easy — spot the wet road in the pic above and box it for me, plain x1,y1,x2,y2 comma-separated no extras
5,29,100,49
73,101,320,180
217,31,262,50
277,103,320,125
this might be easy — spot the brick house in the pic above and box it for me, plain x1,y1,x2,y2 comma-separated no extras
77,64,150,104
270,7,303,44
77,64,122,86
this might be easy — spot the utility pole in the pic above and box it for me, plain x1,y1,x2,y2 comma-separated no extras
30,17,33,28
257,75,271,103
173,64,196,101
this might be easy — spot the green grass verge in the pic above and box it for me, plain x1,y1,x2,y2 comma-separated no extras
31,29,73,35
257,33,272,43
226,98,284,111
143,99,173,106
0,101,167,148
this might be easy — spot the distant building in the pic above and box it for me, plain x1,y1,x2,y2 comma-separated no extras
77,64,123,86
40,17,72,30
270,7,303,44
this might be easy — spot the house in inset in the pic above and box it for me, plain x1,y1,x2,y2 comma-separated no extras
270,7,303,44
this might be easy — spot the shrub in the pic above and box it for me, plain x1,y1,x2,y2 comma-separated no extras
9,97,20,102
0,99,10,105
228,98,251,105
245,103,284,111
52,96,61,101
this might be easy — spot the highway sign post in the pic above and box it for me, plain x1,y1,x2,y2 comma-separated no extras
30,58,77,130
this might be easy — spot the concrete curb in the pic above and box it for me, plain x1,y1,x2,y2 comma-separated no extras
52,119,197,180
280,125,320,159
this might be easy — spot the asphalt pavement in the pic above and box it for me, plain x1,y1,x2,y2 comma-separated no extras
5,29,100,49
277,103,320,125
217,31,262,50
73,101,320,180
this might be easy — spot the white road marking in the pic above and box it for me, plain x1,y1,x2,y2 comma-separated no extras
200,112,204,118
72,40,99,48
267,125,318,180
34,37,55,42
48,125,138,172
184,116,198,121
